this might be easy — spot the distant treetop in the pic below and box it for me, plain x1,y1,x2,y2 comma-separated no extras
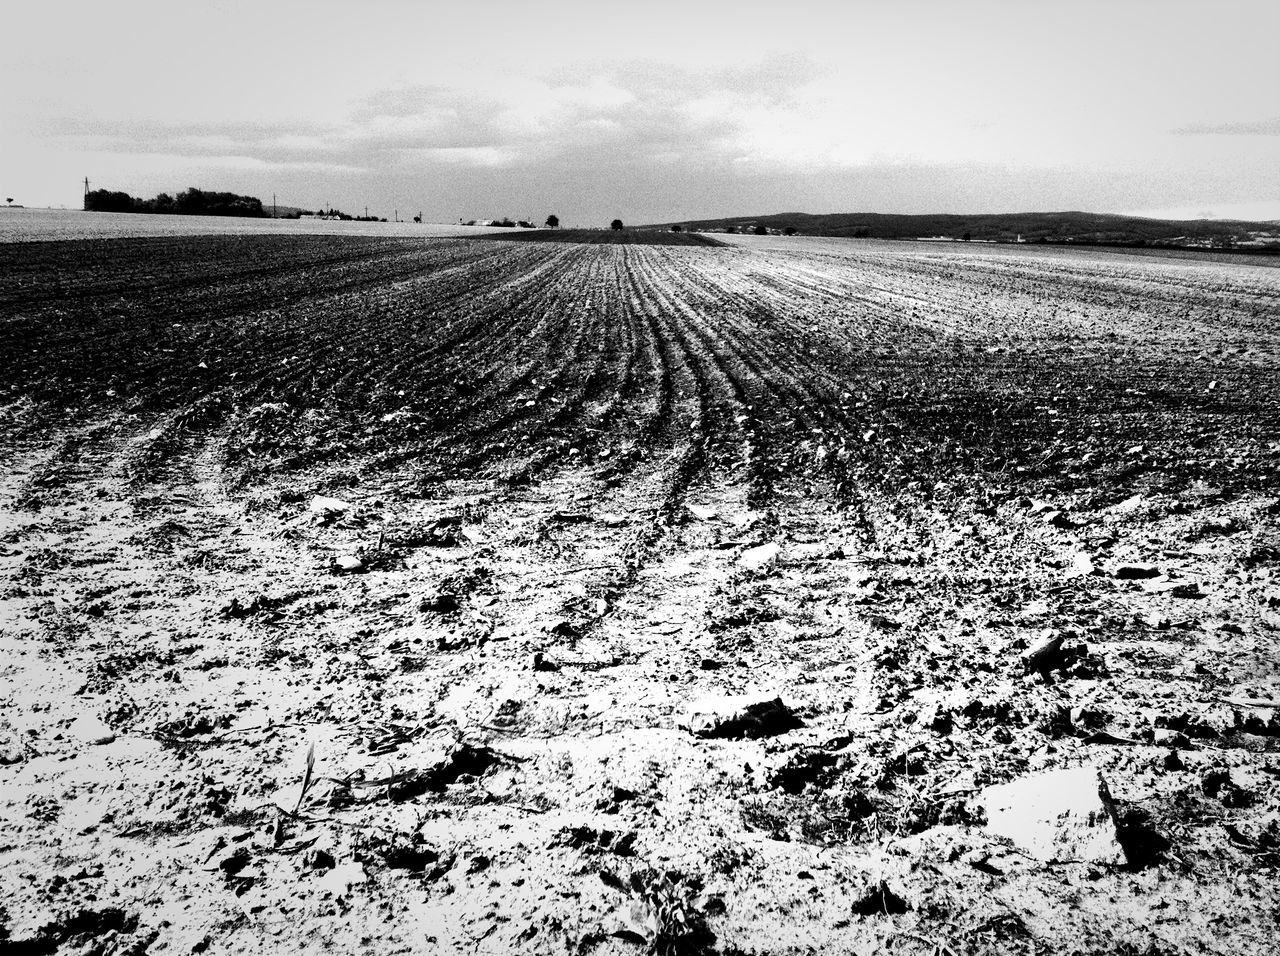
85,186,266,218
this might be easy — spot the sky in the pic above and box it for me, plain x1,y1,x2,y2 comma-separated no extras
5,0,1279,224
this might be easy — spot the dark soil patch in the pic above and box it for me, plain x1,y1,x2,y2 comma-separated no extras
483,228,727,247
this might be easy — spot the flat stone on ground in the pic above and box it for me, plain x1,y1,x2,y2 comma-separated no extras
979,765,1127,865
68,715,116,746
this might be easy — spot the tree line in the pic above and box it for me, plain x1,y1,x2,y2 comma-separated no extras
84,187,267,218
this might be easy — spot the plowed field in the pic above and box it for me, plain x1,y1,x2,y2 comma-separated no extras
2,232,1279,955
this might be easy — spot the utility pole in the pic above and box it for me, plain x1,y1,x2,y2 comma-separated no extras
273,193,277,218
365,205,368,219
394,209,398,222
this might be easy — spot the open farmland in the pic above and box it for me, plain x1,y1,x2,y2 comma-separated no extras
2,231,1280,954
0,207,498,244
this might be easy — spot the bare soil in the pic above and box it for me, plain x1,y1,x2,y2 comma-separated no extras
1,232,1278,955
491,229,727,246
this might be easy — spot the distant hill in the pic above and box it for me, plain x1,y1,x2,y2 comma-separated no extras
642,211,1280,250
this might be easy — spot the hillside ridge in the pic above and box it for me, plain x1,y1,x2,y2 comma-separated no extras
642,210,1280,248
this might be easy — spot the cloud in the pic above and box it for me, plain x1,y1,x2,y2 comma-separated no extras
352,84,469,121
393,146,515,168
203,155,369,175
39,116,349,168
37,54,824,178
1172,117,1280,136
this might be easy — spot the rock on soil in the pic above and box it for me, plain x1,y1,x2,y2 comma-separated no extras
681,693,801,739
309,495,352,515
738,542,780,573
1070,552,1096,576
1111,562,1161,580
1021,631,1065,678
67,714,116,746
979,766,1127,865
0,728,27,764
